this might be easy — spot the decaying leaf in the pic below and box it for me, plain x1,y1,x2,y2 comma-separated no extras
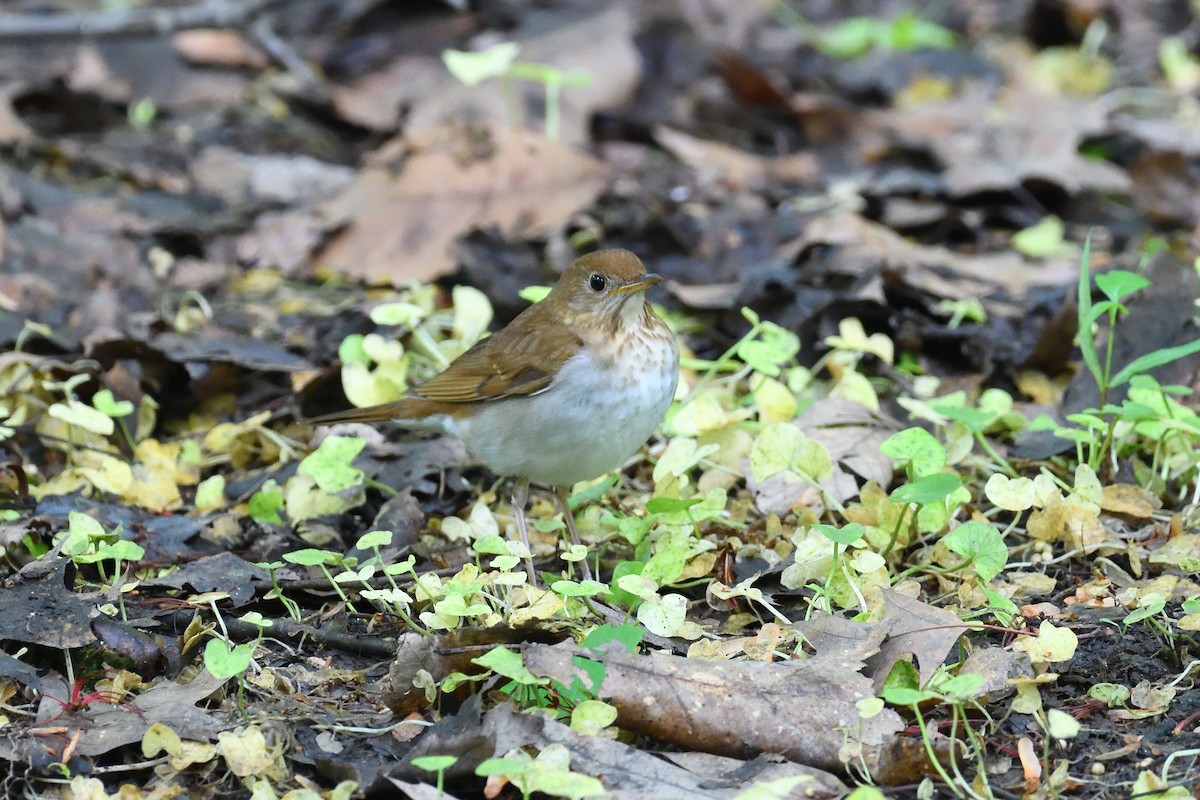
32,669,228,759
0,557,106,649
522,639,904,773
317,127,611,285
398,697,849,799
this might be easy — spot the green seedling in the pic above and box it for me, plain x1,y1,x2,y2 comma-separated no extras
1160,36,1200,91
285,435,369,523
748,423,835,510
411,755,458,799
442,42,592,140
775,7,955,58
254,560,303,623
882,663,993,800
46,375,115,460
1012,215,1071,259
417,568,496,631
880,427,945,482
352,530,429,632
203,610,271,709
935,298,987,329
283,548,355,611
127,97,156,131
679,307,801,403
884,471,965,555
58,511,143,619
248,481,284,525
1069,236,1200,472
809,522,868,615
897,392,1023,476
472,645,553,711
475,746,606,800
465,628,624,724
90,389,136,450
936,521,1007,581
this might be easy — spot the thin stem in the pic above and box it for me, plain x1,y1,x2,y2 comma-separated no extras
320,565,356,612
1101,307,1118,406
544,76,561,140
882,504,910,557
365,478,399,497
974,432,1018,477
685,322,763,402
912,704,965,798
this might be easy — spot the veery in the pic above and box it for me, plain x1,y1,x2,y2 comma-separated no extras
312,249,680,581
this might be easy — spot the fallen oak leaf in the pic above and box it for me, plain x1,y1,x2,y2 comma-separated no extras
521,639,904,773
31,669,228,759
864,588,969,688
316,127,610,286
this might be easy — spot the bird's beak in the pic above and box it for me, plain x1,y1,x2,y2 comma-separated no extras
613,273,662,295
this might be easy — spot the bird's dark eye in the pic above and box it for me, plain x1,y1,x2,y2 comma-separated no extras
588,273,606,292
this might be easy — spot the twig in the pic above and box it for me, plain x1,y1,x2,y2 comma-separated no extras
0,0,285,42
248,14,322,90
162,609,398,659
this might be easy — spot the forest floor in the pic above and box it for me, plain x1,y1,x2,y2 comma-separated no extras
0,1,1198,798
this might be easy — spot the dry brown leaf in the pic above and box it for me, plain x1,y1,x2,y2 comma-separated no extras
402,700,849,799
1100,484,1163,518
1018,736,1041,794
384,627,569,715
1148,534,1200,567
1131,150,1200,225
803,212,1078,310
1027,500,1107,549
522,639,904,773
0,557,106,649
876,85,1130,198
331,56,444,133
798,398,896,491
959,646,1034,702
334,6,639,146
407,6,639,147
317,127,611,285
654,126,818,190
794,614,891,663
172,29,268,69
863,588,968,687
190,146,354,207
35,669,228,758
0,85,34,144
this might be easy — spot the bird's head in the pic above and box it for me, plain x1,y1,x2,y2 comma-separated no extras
547,249,662,329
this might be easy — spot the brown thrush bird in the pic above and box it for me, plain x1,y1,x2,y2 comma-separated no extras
312,249,680,581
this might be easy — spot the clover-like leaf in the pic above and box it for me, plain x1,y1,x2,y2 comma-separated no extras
889,472,962,505
472,646,545,686
943,521,1008,581
442,42,520,86
92,389,134,418
880,427,946,478
299,435,365,493
203,639,254,679
984,474,1035,511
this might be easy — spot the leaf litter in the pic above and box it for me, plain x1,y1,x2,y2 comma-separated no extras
0,1,1199,799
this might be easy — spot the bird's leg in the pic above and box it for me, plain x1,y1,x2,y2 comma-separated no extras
554,485,593,582
510,479,537,584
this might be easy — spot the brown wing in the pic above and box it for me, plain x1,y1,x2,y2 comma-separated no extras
413,301,583,404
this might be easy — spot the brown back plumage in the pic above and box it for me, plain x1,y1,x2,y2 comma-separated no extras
309,248,655,426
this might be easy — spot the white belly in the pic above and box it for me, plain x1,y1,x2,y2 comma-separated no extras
448,337,678,487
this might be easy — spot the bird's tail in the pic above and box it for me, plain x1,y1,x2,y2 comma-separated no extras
307,397,442,426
